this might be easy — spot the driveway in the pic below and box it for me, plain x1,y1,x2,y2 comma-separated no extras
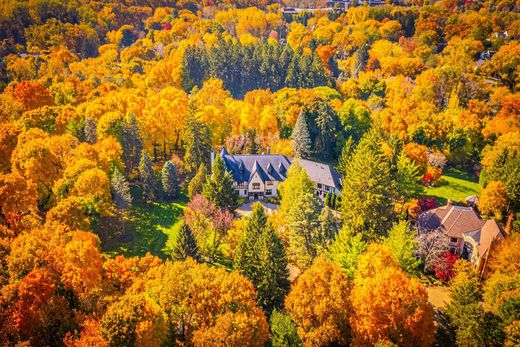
236,200,279,217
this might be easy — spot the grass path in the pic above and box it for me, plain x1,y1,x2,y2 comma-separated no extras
424,168,481,206
103,187,187,259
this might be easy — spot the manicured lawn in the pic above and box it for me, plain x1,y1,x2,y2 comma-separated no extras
424,168,481,206
103,186,188,260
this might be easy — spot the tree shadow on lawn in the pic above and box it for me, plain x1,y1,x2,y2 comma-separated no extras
103,187,188,260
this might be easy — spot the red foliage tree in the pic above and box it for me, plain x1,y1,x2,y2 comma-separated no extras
433,251,458,281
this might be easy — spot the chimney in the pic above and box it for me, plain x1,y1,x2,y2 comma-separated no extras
505,212,513,236
210,149,215,167
447,199,452,207
267,146,271,155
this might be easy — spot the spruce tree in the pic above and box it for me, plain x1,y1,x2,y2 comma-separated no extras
383,221,421,276
327,227,367,280
340,130,395,240
291,111,312,159
138,150,157,201
395,151,424,210
84,117,97,144
120,113,143,176
187,164,207,198
161,160,179,200
171,221,200,262
318,206,340,252
337,136,354,176
183,107,212,180
234,204,290,313
110,167,132,235
202,155,238,211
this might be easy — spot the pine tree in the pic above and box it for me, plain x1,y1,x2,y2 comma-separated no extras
327,227,367,279
183,107,212,180
139,150,157,201
324,193,332,207
314,101,340,162
318,206,340,252
202,155,238,212
120,113,143,176
287,192,321,269
171,221,200,262
161,160,179,200
291,111,312,159
234,204,290,313
110,167,132,235
337,136,354,176
395,152,424,210
84,117,97,144
340,130,395,240
384,220,421,276
187,164,207,198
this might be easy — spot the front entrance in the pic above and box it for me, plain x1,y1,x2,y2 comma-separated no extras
254,193,259,200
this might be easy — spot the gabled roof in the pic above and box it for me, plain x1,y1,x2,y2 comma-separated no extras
297,159,342,190
221,153,291,183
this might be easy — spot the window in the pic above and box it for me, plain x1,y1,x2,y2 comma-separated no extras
252,183,260,190
317,183,323,189
266,181,273,186
266,189,272,196
450,237,458,243
450,247,456,254
243,190,247,195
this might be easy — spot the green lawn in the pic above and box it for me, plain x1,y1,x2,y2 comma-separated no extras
103,186,188,259
424,168,481,206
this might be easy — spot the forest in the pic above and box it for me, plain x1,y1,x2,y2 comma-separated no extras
0,0,519,346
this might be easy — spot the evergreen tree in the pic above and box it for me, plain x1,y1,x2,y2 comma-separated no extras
291,111,312,159
327,227,367,279
234,204,290,313
202,155,238,211
270,309,301,347
324,193,332,207
138,150,157,201
171,221,200,262
314,102,341,162
318,206,340,252
120,113,143,176
383,221,421,276
183,107,212,180
287,192,321,269
84,117,97,144
187,164,207,198
337,136,355,176
110,167,132,235
161,160,179,200
340,130,395,240
395,152,424,210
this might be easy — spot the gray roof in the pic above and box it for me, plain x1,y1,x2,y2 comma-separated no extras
220,149,342,190
297,159,342,189
221,153,291,183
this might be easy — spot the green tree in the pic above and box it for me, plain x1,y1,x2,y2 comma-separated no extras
337,136,354,176
395,152,424,211
161,160,179,200
110,166,132,236
270,309,301,347
383,221,421,276
202,155,238,211
234,203,290,313
291,111,312,159
183,109,211,180
187,164,207,198
340,130,395,240
327,227,367,279
171,221,200,262
139,150,157,201
120,113,143,176
318,206,340,252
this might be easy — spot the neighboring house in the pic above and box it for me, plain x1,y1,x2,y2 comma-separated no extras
212,148,342,201
417,204,505,271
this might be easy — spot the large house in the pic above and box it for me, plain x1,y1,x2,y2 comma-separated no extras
212,148,342,201
417,204,505,271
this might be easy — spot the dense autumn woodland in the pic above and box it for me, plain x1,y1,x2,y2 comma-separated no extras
0,0,519,345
